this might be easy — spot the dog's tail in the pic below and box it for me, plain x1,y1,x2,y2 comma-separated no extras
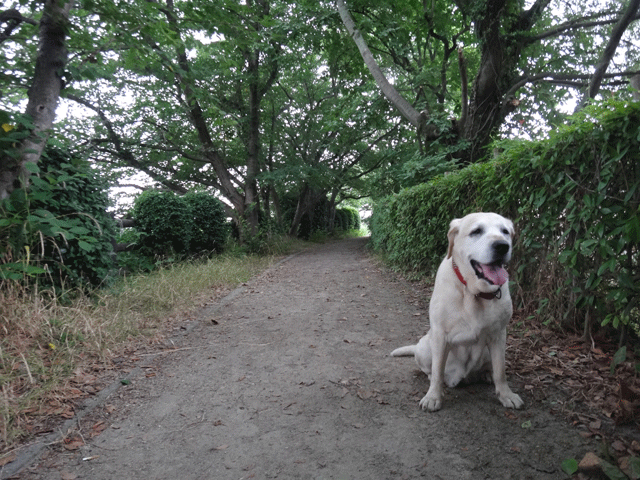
390,345,417,357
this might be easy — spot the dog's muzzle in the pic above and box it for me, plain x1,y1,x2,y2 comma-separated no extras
470,241,510,286
471,260,509,286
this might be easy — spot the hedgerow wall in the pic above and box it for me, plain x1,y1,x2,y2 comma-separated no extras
370,100,640,336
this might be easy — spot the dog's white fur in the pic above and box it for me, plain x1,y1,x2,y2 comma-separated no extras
391,212,524,412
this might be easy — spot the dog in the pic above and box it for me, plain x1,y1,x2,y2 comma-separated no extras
391,212,523,412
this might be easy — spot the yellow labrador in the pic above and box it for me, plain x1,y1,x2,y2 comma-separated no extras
391,212,523,412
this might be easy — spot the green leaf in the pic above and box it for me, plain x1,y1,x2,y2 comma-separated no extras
0,262,47,279
69,226,91,235
23,162,40,174
77,240,94,252
610,346,627,375
561,458,578,476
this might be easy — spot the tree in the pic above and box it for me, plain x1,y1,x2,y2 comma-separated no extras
55,0,398,237
0,0,73,199
62,0,283,238
261,36,400,236
4,0,639,239
336,0,640,164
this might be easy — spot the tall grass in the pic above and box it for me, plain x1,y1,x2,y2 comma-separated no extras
0,250,286,453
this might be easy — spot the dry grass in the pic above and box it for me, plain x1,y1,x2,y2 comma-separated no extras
0,251,285,453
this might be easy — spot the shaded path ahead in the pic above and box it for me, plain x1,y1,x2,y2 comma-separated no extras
17,238,592,479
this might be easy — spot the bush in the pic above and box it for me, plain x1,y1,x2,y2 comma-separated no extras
340,207,361,230
131,190,230,259
370,99,640,337
132,190,192,256
334,208,348,231
0,148,116,288
183,192,229,253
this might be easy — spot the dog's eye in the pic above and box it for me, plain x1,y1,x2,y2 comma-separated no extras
470,227,483,236
501,228,510,236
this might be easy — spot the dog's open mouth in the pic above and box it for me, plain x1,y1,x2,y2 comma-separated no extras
471,260,509,286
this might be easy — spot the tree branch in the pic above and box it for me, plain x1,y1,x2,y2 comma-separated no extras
66,94,189,194
525,11,640,44
335,0,422,128
519,0,553,29
578,0,640,110
504,70,640,99
0,8,37,44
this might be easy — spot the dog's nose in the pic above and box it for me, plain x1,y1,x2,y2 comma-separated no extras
493,241,510,257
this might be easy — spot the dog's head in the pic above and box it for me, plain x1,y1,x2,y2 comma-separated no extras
446,212,514,295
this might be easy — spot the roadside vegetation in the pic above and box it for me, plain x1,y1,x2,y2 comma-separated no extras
0,229,372,455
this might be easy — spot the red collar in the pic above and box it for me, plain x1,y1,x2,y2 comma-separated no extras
452,260,502,300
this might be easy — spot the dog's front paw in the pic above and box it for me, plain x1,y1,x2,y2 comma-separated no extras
419,392,442,412
498,391,524,409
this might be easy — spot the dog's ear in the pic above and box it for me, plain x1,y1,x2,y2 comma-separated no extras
447,218,461,259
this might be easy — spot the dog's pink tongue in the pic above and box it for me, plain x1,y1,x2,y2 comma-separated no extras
480,264,509,286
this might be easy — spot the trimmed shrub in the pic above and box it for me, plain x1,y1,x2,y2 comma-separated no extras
344,207,361,230
183,192,229,253
133,190,192,256
334,207,361,231
370,99,640,335
334,208,348,231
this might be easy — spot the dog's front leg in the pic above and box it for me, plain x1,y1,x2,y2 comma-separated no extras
488,332,524,409
419,330,449,411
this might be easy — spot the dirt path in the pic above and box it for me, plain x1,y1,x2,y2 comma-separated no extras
10,238,594,479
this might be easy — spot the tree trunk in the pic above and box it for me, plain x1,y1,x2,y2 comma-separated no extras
327,189,339,232
288,184,310,237
461,0,512,162
288,185,325,237
0,0,73,199
244,51,262,237
631,74,640,101
270,185,282,227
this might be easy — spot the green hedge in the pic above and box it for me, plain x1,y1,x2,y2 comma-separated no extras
370,100,640,334
183,192,228,253
336,206,361,231
132,190,228,256
133,190,192,256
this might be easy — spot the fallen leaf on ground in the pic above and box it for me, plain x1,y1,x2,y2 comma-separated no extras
63,436,84,451
91,420,108,437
